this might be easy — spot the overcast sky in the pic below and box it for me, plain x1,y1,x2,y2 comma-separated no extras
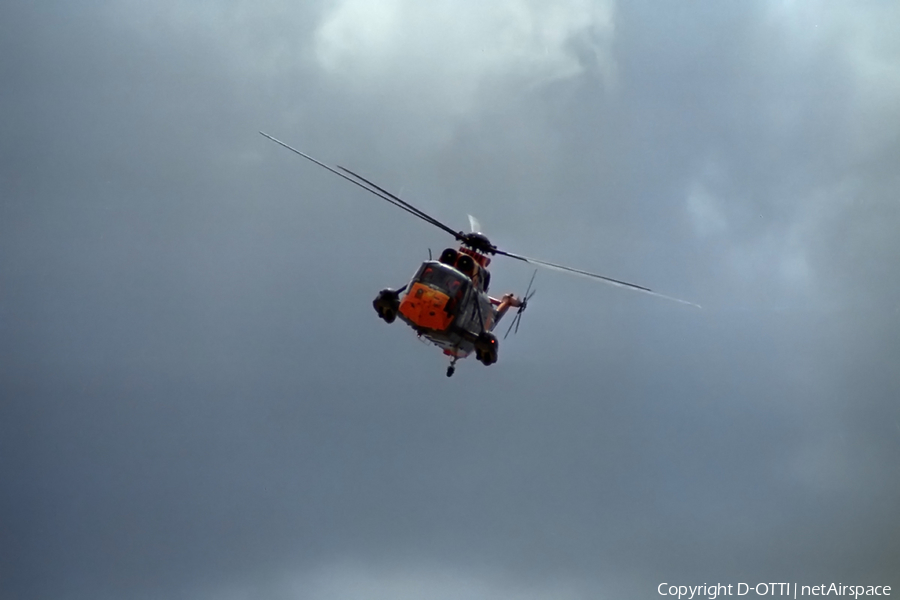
2,1,899,598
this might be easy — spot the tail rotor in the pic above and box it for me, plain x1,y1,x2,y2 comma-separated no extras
504,270,537,339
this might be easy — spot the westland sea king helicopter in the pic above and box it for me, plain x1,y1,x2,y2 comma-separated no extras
261,132,699,377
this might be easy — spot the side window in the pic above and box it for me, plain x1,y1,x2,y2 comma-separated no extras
414,264,439,287
446,277,462,296
412,263,428,282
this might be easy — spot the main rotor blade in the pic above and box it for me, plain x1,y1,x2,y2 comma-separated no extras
468,214,482,234
495,249,701,308
261,132,700,308
260,132,462,240
336,165,462,240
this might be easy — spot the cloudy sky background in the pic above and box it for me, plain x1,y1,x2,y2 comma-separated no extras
2,0,899,598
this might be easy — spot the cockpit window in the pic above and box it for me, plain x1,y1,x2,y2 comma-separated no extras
417,263,468,295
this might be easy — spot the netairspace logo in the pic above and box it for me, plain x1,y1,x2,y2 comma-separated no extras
658,583,892,599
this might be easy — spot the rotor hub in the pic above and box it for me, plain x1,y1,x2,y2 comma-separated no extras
460,232,496,254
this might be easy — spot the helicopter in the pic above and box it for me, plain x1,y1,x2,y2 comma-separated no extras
260,132,699,377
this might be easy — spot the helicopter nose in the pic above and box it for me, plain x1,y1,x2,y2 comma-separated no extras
399,284,452,331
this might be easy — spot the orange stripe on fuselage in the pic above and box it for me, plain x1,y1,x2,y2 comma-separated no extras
399,283,454,331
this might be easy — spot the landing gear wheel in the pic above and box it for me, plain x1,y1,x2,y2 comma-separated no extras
446,353,460,377
479,351,496,366
475,332,498,366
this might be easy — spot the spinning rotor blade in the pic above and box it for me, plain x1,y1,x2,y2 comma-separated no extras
523,269,537,300
504,270,538,339
494,249,701,308
260,132,463,241
336,165,462,240
504,312,520,339
467,214,482,234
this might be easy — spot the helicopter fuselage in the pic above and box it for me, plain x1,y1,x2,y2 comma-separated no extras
398,261,495,356
373,250,519,366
